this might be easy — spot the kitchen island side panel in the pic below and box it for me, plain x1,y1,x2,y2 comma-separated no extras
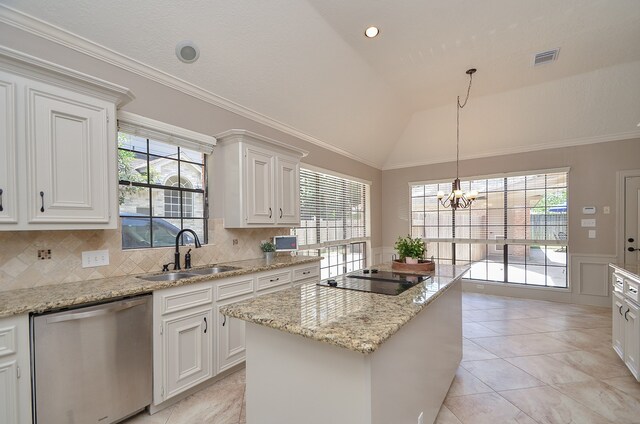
245,322,371,424
370,279,462,424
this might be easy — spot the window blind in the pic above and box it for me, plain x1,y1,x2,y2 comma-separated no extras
293,168,369,249
410,171,568,246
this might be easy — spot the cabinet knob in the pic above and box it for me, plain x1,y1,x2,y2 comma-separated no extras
629,238,636,243
629,247,639,252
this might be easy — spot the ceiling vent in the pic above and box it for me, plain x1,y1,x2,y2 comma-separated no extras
533,48,559,67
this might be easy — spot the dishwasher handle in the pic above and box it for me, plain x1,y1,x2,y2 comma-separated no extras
46,297,149,324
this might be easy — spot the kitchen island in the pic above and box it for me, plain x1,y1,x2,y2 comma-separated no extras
221,264,468,424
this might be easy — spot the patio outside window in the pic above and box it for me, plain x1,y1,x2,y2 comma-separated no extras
410,170,568,288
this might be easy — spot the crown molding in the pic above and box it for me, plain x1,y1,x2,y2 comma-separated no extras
382,130,640,171
215,129,309,158
0,4,381,169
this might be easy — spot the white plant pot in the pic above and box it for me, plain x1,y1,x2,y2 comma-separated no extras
405,257,419,265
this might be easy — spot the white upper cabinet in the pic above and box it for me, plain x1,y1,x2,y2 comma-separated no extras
0,46,133,230
217,130,307,228
0,77,17,224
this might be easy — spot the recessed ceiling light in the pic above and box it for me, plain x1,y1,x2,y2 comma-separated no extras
364,26,379,38
176,41,200,64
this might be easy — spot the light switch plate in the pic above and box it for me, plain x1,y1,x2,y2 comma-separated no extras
582,206,596,215
82,250,110,268
588,230,596,239
581,219,596,227
603,206,611,214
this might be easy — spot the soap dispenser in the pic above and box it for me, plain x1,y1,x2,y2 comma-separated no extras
184,249,192,269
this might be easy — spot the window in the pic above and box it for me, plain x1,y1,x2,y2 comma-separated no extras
410,170,568,288
117,120,210,249
293,167,370,279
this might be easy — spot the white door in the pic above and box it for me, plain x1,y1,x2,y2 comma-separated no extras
245,147,274,224
624,300,640,380
164,309,212,400
0,360,18,424
216,294,252,373
26,82,112,224
613,291,625,360
276,156,300,225
0,76,17,224
625,176,640,265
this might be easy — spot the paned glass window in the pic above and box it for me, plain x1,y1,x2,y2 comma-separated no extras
411,171,568,288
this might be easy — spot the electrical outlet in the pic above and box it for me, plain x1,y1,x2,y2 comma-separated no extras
418,411,424,424
82,250,110,268
476,284,485,289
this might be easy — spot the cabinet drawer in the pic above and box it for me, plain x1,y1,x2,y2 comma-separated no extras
293,265,319,282
216,277,255,301
0,325,16,357
625,279,639,303
159,283,213,316
257,270,291,291
613,273,625,293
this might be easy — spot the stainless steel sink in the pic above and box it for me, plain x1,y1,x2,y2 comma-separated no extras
187,266,240,275
137,272,196,282
137,265,241,281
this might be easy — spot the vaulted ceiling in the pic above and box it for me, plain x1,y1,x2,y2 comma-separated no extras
2,0,639,169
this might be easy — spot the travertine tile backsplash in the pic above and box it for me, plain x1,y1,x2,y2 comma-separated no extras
0,219,287,291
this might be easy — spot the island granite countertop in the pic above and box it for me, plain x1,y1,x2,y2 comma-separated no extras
0,256,321,318
221,264,469,354
610,263,640,280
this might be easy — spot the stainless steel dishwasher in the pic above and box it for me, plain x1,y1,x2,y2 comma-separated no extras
31,295,152,424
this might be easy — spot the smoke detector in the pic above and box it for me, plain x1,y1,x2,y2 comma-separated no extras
532,48,560,67
176,41,200,64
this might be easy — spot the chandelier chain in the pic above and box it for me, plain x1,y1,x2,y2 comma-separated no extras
456,72,473,178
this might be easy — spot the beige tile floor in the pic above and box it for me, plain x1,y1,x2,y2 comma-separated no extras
124,292,640,424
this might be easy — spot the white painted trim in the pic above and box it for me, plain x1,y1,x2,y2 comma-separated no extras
0,45,134,106
384,131,640,170
0,4,379,169
215,129,307,158
617,169,640,264
301,163,373,186
118,111,216,153
408,167,571,187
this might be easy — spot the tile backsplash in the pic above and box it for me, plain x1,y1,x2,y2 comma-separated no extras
0,219,288,291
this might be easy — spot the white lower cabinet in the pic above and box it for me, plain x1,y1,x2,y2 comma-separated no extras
153,261,321,406
611,269,640,381
0,315,32,424
154,282,214,404
164,309,213,399
613,290,626,359
624,299,639,379
215,275,255,374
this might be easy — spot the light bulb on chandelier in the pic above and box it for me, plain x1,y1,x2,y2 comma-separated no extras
437,68,477,209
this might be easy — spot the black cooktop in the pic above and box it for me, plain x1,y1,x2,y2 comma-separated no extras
317,269,430,296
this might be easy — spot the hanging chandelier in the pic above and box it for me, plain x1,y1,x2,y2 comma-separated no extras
437,68,478,209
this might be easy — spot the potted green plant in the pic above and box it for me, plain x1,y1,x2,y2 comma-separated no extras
395,235,425,264
260,240,276,263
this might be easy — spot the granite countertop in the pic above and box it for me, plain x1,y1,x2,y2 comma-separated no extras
221,264,469,354
0,256,321,318
610,263,640,279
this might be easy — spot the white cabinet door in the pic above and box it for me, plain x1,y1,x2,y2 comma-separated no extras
0,360,18,424
613,291,626,360
164,309,213,400
245,147,275,224
26,83,112,224
0,76,17,224
624,300,640,379
0,315,32,424
276,156,299,225
216,294,253,374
